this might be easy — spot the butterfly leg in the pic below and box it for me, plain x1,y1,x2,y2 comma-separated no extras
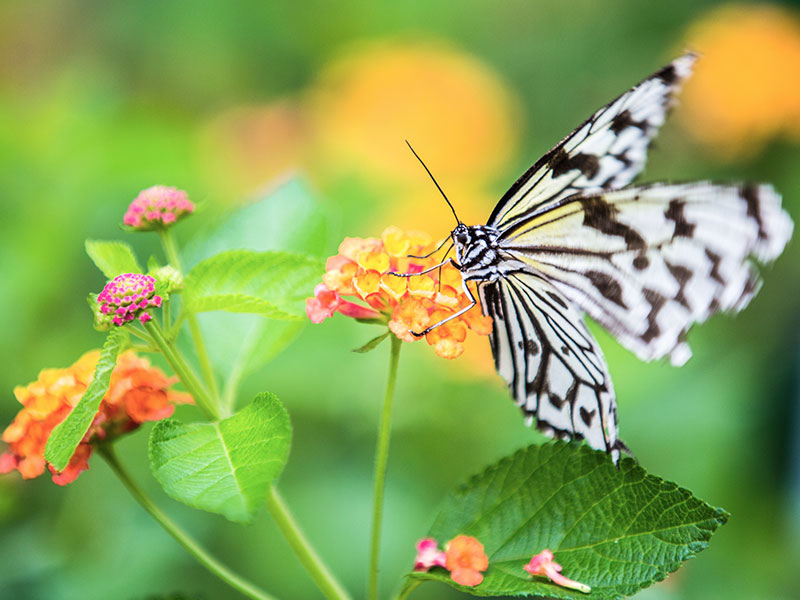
387,257,461,278
407,237,452,259
409,279,477,338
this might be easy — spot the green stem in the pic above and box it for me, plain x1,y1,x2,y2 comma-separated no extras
158,228,221,407
98,445,277,600
265,486,352,600
367,336,402,600
127,326,152,343
144,319,219,421
394,578,422,600
163,297,172,330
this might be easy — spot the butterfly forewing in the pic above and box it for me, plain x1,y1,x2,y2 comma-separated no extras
499,183,792,365
488,53,697,232
479,273,620,461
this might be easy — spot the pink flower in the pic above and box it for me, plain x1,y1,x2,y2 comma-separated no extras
414,538,446,571
97,274,162,327
305,283,380,324
523,549,590,594
123,185,195,230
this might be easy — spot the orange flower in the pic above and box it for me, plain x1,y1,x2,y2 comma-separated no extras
680,4,800,158
307,226,493,359
0,350,192,485
445,535,488,587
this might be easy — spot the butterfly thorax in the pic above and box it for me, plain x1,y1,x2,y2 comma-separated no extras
451,224,503,281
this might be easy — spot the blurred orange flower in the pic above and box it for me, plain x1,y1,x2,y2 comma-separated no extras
307,226,492,360
1,350,191,485
445,535,489,587
681,4,800,158
308,39,520,233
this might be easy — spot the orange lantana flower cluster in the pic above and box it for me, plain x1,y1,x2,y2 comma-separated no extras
0,350,191,485
307,226,492,359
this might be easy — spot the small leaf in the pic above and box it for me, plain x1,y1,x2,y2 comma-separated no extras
86,240,142,279
183,250,322,320
355,317,389,326
45,329,127,470
149,392,291,523
352,331,390,353
413,442,728,599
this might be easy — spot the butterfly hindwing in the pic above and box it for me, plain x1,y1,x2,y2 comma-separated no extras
488,53,697,232
498,182,793,365
479,272,620,461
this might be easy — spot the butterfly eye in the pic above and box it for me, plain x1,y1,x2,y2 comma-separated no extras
456,231,469,245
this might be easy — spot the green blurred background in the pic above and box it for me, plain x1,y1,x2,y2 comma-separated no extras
1,1,799,598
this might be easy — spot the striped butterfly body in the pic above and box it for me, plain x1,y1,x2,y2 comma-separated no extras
410,54,792,463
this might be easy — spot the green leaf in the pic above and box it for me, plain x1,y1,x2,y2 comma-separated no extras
149,392,291,523
177,179,331,384
44,329,127,470
413,442,728,599
200,314,303,383
183,250,322,320
352,331,390,353
85,239,142,279
183,177,331,267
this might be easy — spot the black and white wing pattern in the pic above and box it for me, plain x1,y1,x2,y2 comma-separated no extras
434,53,793,463
498,182,793,366
488,53,697,232
479,272,622,462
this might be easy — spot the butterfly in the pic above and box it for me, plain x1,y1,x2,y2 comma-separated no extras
398,53,793,463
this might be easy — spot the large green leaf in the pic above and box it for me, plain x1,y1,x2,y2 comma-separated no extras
148,392,291,523
182,250,322,320
85,239,142,279
44,329,127,470
182,177,331,267
413,442,728,599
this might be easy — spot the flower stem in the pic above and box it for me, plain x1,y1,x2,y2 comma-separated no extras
367,335,402,600
158,228,221,408
394,578,422,600
98,445,277,600
144,319,220,421
265,486,352,600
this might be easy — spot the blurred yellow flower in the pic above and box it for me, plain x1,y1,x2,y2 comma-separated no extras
681,3,800,158
310,39,519,185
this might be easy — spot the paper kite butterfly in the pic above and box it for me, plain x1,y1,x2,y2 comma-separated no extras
397,53,793,463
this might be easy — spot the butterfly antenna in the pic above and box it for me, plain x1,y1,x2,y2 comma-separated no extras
405,140,461,225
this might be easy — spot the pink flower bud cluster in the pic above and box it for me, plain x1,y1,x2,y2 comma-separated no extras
98,274,162,326
123,185,194,230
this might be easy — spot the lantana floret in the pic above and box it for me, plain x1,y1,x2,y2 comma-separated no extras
445,534,489,587
123,185,195,230
523,549,590,594
413,538,447,571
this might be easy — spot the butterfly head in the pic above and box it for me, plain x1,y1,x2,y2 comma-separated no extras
451,224,501,277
